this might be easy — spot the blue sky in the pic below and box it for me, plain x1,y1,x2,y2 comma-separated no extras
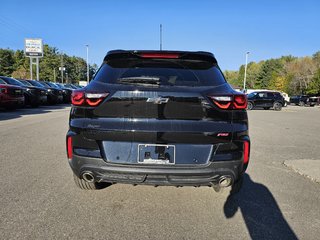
1,0,319,70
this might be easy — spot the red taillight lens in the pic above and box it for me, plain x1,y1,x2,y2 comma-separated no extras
85,93,109,106
140,53,180,59
243,141,250,164
71,90,109,107
208,94,247,110
234,95,247,109
71,90,85,106
209,96,232,109
67,136,73,159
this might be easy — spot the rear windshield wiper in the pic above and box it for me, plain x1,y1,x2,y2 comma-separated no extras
117,77,160,85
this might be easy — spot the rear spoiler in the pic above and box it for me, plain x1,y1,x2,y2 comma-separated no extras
104,50,218,64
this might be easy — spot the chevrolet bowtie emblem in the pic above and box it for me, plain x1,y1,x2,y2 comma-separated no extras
146,97,169,104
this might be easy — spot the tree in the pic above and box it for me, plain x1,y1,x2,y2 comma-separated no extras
224,70,239,87
284,57,317,94
0,49,15,76
255,59,283,89
306,69,320,95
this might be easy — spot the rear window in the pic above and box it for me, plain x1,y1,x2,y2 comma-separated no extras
93,59,226,87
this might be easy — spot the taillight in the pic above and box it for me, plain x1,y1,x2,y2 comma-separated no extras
243,141,250,164
71,90,109,106
85,93,109,106
208,94,247,110
67,136,73,159
71,90,85,106
140,53,180,59
234,95,247,109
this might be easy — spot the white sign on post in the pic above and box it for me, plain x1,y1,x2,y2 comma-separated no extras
25,38,43,57
25,38,43,80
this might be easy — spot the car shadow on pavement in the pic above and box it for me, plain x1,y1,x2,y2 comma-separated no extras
0,104,70,121
224,174,298,240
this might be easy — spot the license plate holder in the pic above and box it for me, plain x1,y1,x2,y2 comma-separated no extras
138,144,175,164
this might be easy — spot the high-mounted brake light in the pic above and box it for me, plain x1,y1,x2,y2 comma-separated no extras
243,141,250,164
67,136,73,159
71,90,109,107
208,94,247,110
140,53,180,59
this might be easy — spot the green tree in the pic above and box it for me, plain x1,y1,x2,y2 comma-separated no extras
306,69,320,95
224,70,239,87
0,49,15,76
256,59,283,89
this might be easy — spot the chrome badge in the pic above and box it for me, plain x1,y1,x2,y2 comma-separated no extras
146,97,169,104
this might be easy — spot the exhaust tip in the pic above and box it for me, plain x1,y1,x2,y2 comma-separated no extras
219,176,232,188
82,172,94,183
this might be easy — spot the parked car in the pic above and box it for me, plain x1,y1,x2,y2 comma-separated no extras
17,79,47,106
0,76,44,107
247,91,285,111
289,95,309,106
0,78,25,109
281,92,290,106
53,83,73,103
66,50,250,194
26,80,63,104
306,96,320,106
289,95,320,107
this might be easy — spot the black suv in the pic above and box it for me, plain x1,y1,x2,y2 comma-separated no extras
66,50,250,193
247,91,284,111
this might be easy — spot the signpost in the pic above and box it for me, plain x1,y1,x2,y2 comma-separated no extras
25,38,43,80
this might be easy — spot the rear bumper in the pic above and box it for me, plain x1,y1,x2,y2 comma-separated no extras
0,96,24,107
69,154,245,186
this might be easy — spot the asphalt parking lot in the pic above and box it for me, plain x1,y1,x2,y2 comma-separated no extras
0,105,319,240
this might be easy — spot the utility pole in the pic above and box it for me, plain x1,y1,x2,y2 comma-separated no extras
160,24,162,51
243,51,250,92
86,44,89,84
60,53,64,83
53,68,56,82
36,58,39,80
30,58,33,80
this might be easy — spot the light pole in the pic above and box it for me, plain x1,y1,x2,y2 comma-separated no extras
160,24,162,51
86,44,89,84
243,51,250,92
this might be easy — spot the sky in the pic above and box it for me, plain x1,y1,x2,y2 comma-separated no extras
0,0,319,70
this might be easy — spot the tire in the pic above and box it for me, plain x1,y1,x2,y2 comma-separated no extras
273,102,282,111
247,102,254,110
73,174,98,190
230,175,243,195
299,101,305,107
263,107,270,110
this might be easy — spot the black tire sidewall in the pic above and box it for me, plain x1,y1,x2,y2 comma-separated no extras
273,102,282,111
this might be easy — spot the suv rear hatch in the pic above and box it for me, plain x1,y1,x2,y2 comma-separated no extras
72,51,247,165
